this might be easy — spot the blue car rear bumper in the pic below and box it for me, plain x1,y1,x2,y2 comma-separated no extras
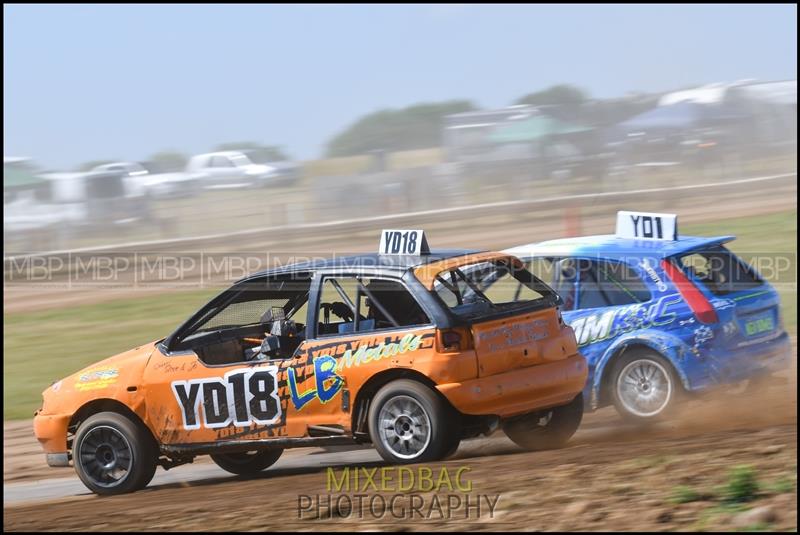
689,330,792,390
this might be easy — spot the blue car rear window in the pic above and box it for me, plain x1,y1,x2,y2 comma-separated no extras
677,245,762,296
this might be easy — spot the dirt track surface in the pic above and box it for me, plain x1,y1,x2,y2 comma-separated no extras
5,372,797,532
3,420,71,483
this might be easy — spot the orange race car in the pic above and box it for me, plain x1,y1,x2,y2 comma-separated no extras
33,230,587,495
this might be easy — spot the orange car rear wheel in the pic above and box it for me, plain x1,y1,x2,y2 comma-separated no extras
503,392,584,451
368,379,459,464
210,449,283,475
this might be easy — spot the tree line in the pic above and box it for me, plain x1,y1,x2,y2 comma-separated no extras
324,84,658,157
77,84,659,169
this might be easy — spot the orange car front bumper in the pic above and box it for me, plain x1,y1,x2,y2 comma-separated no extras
33,411,71,455
436,354,587,418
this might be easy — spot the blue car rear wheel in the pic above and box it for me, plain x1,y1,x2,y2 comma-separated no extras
610,350,680,424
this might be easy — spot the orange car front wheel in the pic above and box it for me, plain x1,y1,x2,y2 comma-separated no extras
73,411,158,496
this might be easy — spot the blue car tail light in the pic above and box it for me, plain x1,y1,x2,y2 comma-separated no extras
661,259,718,324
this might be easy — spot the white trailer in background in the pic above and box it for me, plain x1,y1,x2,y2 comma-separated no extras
89,162,200,199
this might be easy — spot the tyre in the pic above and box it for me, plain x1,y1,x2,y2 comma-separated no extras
210,449,283,475
368,379,459,463
442,438,461,459
610,349,680,424
73,411,158,496
503,392,584,451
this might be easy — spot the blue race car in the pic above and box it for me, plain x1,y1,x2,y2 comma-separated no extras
503,210,792,423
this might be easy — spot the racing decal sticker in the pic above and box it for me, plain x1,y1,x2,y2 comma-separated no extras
171,365,282,430
722,321,738,336
75,368,119,392
691,325,714,355
570,310,616,347
477,319,550,352
569,293,684,346
287,332,435,411
711,298,736,310
288,355,344,411
335,333,425,372
639,259,668,292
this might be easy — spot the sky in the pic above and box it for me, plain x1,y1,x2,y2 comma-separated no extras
3,4,797,169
